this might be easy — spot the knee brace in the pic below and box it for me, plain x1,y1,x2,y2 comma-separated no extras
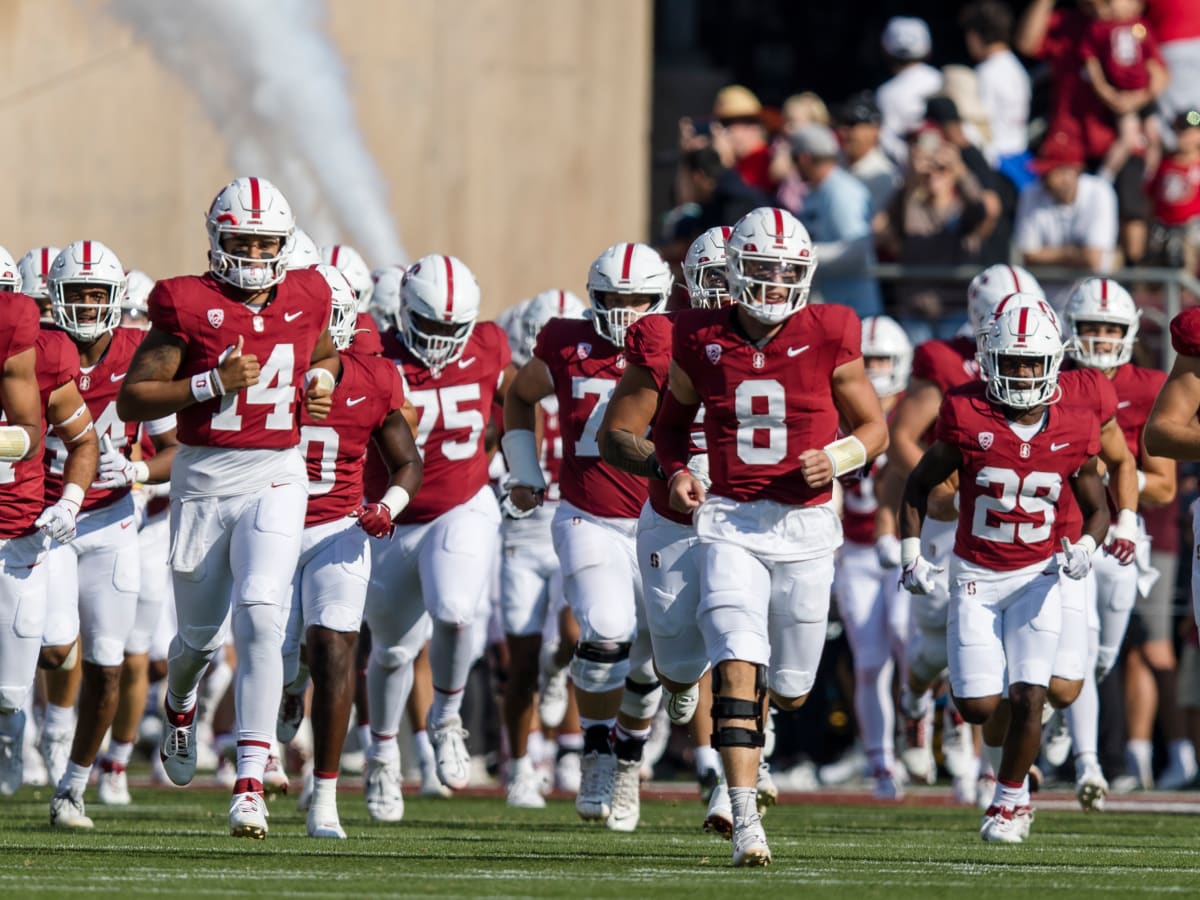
619,675,663,720
710,663,768,750
569,641,631,694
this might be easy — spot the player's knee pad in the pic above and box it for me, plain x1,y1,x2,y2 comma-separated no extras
619,675,663,720
569,641,631,694
711,663,768,750
235,574,290,612
60,640,79,671
232,597,284,645
84,636,126,669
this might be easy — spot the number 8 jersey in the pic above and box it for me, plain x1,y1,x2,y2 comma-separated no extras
669,303,861,507
934,375,1102,571
147,269,332,448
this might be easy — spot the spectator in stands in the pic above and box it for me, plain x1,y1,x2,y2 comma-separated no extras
711,84,776,194
1147,109,1200,268
876,16,942,165
790,123,882,317
1144,0,1200,150
876,125,993,339
673,145,772,234
834,92,901,217
961,0,1030,167
1014,132,1118,273
774,92,832,214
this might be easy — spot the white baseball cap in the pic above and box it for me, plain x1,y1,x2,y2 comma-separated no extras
882,16,932,61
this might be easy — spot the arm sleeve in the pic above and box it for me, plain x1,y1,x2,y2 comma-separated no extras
4,298,40,358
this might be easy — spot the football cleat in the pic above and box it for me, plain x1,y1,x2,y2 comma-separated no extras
901,706,937,785
297,767,314,812
229,787,269,839
276,690,306,745
507,766,547,810
307,803,347,839
160,702,198,786
49,791,94,829
365,756,405,822
430,717,471,791
980,804,1032,843
264,747,289,796
1042,710,1072,769
0,710,25,797
941,706,973,778
418,747,452,798
873,769,905,801
39,728,72,790
97,760,131,806
1076,765,1108,812
576,750,616,821
666,684,700,726
703,779,733,839
731,813,772,867
976,772,997,810
756,758,778,814
537,644,570,730
605,759,641,832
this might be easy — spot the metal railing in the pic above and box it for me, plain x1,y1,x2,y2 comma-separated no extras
871,263,1200,369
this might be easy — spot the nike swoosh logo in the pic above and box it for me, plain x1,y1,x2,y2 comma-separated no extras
1117,400,1132,409
283,311,303,322
787,345,810,357
457,357,476,368
120,520,132,529
1051,442,1070,452
346,396,367,407
270,482,291,488
110,372,127,382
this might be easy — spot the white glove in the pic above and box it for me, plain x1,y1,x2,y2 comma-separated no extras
1056,536,1096,581
901,555,944,595
93,436,145,490
36,499,80,543
875,533,901,569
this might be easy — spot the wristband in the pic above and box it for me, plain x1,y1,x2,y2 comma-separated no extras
822,435,868,477
0,425,30,462
1076,534,1098,556
304,367,336,393
190,370,219,403
53,403,88,430
667,468,691,487
1136,469,1146,495
900,537,922,566
380,486,411,519
1114,507,1138,539
61,482,86,510
132,461,151,484
499,429,548,490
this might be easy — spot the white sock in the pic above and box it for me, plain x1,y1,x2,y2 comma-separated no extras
729,785,757,820
1170,738,1197,773
61,760,91,799
428,620,473,723
511,755,534,778
1065,669,1100,761
366,659,413,746
369,734,400,764
106,740,134,768
414,728,436,765
235,740,270,783
1075,750,1100,772
311,772,338,809
356,724,372,754
993,776,1029,809
429,686,465,728
1127,738,1153,777
43,703,75,736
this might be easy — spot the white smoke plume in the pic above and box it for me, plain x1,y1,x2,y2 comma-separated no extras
99,0,407,265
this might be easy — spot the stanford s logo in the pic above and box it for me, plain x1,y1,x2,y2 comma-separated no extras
207,308,224,329
78,374,91,392
963,359,980,377
649,552,661,569
1020,442,1031,459
977,432,993,450
752,351,765,369
706,343,722,364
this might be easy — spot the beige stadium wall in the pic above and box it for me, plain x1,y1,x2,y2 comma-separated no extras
0,0,652,318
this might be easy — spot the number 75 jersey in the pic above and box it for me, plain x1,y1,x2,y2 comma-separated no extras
383,323,510,524
933,376,1102,572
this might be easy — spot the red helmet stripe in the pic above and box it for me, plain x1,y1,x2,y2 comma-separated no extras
621,243,635,280
772,208,785,244
557,290,565,315
721,226,732,241
1018,306,1029,336
82,240,93,272
442,255,455,321
40,247,49,274
869,317,878,341
249,177,262,214
1100,278,1109,309
331,245,342,267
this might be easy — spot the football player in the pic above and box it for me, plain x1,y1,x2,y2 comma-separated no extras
654,207,888,866
117,176,339,839
901,304,1110,843
43,242,178,827
504,242,672,832
17,245,61,323
322,244,383,355
362,254,511,818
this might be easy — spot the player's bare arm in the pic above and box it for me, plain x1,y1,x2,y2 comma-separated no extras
501,357,555,510
598,362,664,478
1097,415,1139,515
800,356,888,489
0,345,43,459
899,440,961,542
1144,353,1200,460
876,378,945,521
303,328,339,422
371,407,424,501
144,427,181,483
1069,458,1111,550
47,380,99,494
1137,431,1176,506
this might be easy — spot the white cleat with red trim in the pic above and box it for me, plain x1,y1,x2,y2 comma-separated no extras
229,784,269,839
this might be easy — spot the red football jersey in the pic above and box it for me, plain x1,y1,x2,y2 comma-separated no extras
375,323,510,523
44,327,144,511
351,312,383,356
1111,364,1166,465
148,270,331,449
1149,156,1200,227
669,304,861,508
625,311,703,526
910,335,979,396
535,317,647,519
935,375,1102,570
300,351,406,527
0,324,78,538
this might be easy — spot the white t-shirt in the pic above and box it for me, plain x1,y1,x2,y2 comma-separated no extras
975,49,1030,163
1014,174,1119,272
876,63,943,164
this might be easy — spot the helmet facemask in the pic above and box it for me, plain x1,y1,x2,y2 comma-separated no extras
208,230,294,292
588,290,663,348
402,308,476,373
981,348,1063,410
684,261,732,308
1069,318,1136,370
53,281,122,342
728,250,814,324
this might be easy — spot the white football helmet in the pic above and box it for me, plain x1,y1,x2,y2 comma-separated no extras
400,254,481,371
498,298,532,365
322,244,374,311
286,228,322,270
978,304,1065,410
980,291,1061,347
683,226,733,308
17,246,60,298
0,246,19,296
586,242,672,348
49,240,126,342
1064,277,1140,370
205,176,295,291
967,263,1043,334
123,269,154,315
861,315,913,397
368,265,406,332
519,290,587,362
315,264,359,352
726,207,817,324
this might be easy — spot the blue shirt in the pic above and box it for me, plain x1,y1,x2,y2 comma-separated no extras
799,167,882,318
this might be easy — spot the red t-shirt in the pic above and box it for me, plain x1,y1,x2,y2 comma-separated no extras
1144,0,1200,45
668,303,861,508
148,271,331,449
534,317,647,519
1080,18,1163,91
300,351,406,527
1149,156,1200,226
935,374,1102,570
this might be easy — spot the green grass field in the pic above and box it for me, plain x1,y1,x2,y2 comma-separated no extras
0,787,1197,898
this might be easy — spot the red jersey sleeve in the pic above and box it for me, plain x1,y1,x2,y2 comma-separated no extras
624,313,673,390
4,297,40,359
147,280,186,343
831,305,862,368
931,391,962,447
1170,307,1200,356
351,313,384,356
